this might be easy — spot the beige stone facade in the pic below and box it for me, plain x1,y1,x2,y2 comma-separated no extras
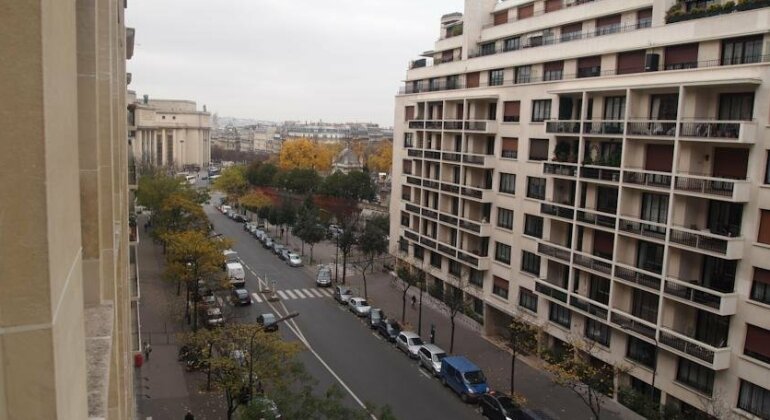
0,0,135,418
391,0,770,417
130,96,212,169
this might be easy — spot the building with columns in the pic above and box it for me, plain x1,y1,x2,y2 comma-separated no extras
130,94,212,169
391,0,770,418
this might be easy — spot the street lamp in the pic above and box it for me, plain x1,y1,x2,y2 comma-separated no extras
248,312,299,400
334,234,340,284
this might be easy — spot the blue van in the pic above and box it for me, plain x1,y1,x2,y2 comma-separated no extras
440,356,490,402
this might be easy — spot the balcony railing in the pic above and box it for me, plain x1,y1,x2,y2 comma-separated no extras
444,120,464,130
679,120,753,141
573,252,612,274
459,219,481,233
441,183,460,194
570,295,609,320
610,310,657,340
442,152,461,162
407,149,422,158
576,209,616,229
668,226,741,256
501,150,518,159
404,230,419,242
422,208,438,220
438,243,457,257
674,175,749,201
614,264,662,290
425,120,443,130
623,169,672,189
627,120,676,137
535,281,568,303
658,328,731,369
541,203,574,220
405,203,420,214
580,166,621,183
543,162,577,177
408,120,425,129
463,154,487,165
663,278,738,315
546,120,581,134
618,218,667,241
584,120,625,136
537,241,571,263
406,176,421,186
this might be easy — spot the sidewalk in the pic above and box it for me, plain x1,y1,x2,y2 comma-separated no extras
136,215,225,420
279,231,640,420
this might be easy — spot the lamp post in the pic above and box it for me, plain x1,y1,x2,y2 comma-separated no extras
248,312,299,400
417,275,424,336
334,234,340,284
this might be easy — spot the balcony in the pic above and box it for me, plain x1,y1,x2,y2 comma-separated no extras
421,208,438,220
458,219,492,237
408,120,425,129
443,120,463,131
576,209,616,230
623,169,672,190
465,120,498,133
423,150,441,161
546,120,581,135
674,175,750,202
613,263,662,291
457,250,491,270
570,294,609,320
668,225,744,259
543,162,578,178
437,243,457,258
579,166,621,184
658,327,731,370
540,202,574,221
406,176,421,186
626,120,677,138
404,203,420,214
535,279,569,304
425,120,443,130
663,277,738,316
610,309,657,340
407,149,423,158
440,182,460,194
618,217,667,243
679,120,756,143
442,152,461,162
422,179,440,191
583,120,625,136
537,241,572,263
462,153,491,166
573,251,612,275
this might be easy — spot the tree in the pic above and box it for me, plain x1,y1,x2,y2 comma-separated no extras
443,283,471,354
396,265,424,324
212,165,248,201
277,200,297,242
239,190,273,213
294,208,325,263
367,140,393,173
543,339,629,420
279,138,329,171
336,220,357,284
277,168,321,194
137,170,203,214
507,316,539,396
346,170,376,201
245,161,279,187
153,193,209,242
352,219,388,299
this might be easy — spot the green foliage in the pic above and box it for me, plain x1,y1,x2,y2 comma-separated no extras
137,170,203,213
212,165,248,200
320,170,376,201
246,161,279,187
275,168,322,195
153,193,210,239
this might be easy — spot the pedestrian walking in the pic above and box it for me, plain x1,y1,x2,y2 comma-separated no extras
184,411,195,420
143,341,152,361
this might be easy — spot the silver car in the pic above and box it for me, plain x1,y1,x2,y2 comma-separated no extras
395,331,424,359
316,267,332,287
348,297,371,317
418,344,447,375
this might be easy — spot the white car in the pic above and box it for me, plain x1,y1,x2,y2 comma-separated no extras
348,297,371,317
287,253,303,267
396,331,424,359
418,344,447,375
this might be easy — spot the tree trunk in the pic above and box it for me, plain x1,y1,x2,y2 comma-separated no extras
310,245,314,264
401,289,408,323
342,252,348,284
450,317,456,353
301,240,305,256
362,270,368,300
510,351,516,395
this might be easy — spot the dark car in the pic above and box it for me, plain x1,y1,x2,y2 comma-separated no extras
377,319,401,342
231,288,251,306
479,393,546,420
368,308,384,329
257,313,278,332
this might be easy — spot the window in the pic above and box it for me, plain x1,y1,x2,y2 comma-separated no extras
466,72,480,88
627,336,656,369
493,10,508,26
595,14,621,36
585,319,611,346
469,269,483,287
398,237,409,253
738,380,770,419
577,56,601,78
637,8,652,28
503,102,520,123
414,245,424,260
501,137,518,158
676,358,714,395
641,193,668,226
719,92,754,121
405,106,415,121
549,302,571,328
531,100,552,122
526,177,546,200
544,0,562,13
493,276,509,299
589,275,610,304
448,260,462,277
489,69,504,86
521,251,541,276
744,324,770,364
617,50,646,75
497,208,514,230
751,267,770,305
517,3,534,19
765,152,770,184
561,22,582,42
637,240,663,274
504,37,521,52
495,242,512,264
596,186,618,213
758,210,770,245
430,251,442,269
480,42,496,56
515,66,531,84
500,173,516,194
519,287,538,312
631,288,658,323
664,43,699,70
400,212,409,227
446,75,460,90
722,35,763,65
524,215,543,238
529,138,549,160
543,61,563,81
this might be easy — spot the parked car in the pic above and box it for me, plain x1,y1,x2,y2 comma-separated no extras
280,248,291,261
348,297,371,317
204,307,225,328
316,266,332,287
328,224,341,237
287,253,302,267
333,286,353,304
263,237,273,249
478,393,529,420
257,313,278,332
377,319,401,342
233,214,248,223
254,229,265,240
418,344,447,376
273,243,285,257
231,288,251,306
440,356,489,403
200,294,217,309
395,331,424,358
244,222,255,232
368,308,384,329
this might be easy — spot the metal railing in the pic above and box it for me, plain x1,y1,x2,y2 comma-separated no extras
535,282,568,303
627,120,676,137
537,242,571,263
679,120,743,139
623,170,672,188
614,265,662,290
674,176,736,198
669,228,730,254
580,167,620,182
570,295,609,319
576,210,616,229
546,120,581,134
583,120,625,135
611,311,656,339
618,218,667,241
663,281,722,310
574,252,612,274
544,162,577,177
659,330,720,364
541,203,575,220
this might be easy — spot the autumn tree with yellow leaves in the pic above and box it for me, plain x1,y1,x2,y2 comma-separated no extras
367,140,393,173
279,138,334,172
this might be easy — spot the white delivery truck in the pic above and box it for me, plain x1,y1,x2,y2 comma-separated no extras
226,262,246,288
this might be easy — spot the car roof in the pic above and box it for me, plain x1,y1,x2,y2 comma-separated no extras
400,331,420,338
442,356,480,372
234,288,248,294
420,344,445,353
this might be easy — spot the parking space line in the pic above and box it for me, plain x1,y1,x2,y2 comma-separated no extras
284,289,297,299
294,289,307,299
251,292,262,303
418,369,431,379
372,333,382,341
276,290,288,300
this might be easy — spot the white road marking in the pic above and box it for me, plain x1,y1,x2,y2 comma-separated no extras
294,289,308,299
418,368,431,379
276,290,288,300
251,293,262,303
284,289,297,299
372,333,382,341
309,289,324,298
319,288,332,297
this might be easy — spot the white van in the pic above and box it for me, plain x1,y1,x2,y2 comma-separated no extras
223,249,239,264
220,205,232,214
226,262,245,282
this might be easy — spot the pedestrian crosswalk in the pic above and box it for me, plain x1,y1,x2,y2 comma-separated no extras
253,287,334,303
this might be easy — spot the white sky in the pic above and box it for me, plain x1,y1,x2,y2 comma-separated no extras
126,0,465,127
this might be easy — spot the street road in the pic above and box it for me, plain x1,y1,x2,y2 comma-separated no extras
205,202,479,420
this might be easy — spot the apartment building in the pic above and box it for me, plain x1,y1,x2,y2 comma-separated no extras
130,94,212,169
0,0,135,418
390,0,770,417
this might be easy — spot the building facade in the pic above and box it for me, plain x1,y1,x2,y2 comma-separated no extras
390,0,770,417
0,0,135,419
130,95,212,169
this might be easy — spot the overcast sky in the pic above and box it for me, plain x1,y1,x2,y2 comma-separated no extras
126,0,464,127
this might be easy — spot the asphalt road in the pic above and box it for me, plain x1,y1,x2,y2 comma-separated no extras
204,201,480,420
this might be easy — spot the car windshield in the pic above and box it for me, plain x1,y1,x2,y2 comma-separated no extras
497,396,518,413
360,301,369,306
409,337,423,346
464,370,486,385
433,352,447,362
